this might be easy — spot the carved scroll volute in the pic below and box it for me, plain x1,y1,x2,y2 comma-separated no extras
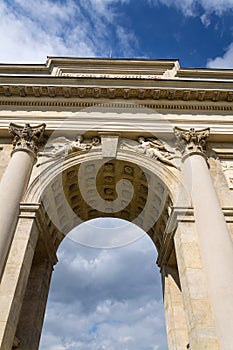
9,122,46,156
174,127,210,160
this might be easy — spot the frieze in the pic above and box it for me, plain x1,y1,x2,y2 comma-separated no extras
61,73,163,79
37,134,180,169
0,84,233,105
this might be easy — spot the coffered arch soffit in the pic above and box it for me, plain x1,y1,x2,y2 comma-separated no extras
24,148,189,251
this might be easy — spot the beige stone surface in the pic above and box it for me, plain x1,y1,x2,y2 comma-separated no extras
174,221,219,349
1,58,233,349
162,266,189,350
0,143,11,181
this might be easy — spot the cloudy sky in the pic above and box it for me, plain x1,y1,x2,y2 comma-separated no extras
1,0,233,68
40,220,166,350
2,1,233,349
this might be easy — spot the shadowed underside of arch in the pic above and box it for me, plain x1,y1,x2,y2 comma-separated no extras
24,149,187,266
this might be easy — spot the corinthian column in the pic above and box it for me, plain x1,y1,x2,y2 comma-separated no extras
174,127,233,349
0,123,46,279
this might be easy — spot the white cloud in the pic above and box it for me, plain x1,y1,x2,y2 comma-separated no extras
116,26,139,57
148,0,233,16
207,43,233,68
200,14,211,27
198,0,233,15
148,0,233,75
0,0,137,63
148,0,233,68
83,0,129,18
41,298,166,350
0,0,95,63
40,231,167,350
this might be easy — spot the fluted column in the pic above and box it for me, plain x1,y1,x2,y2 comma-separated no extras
0,123,46,279
174,127,233,349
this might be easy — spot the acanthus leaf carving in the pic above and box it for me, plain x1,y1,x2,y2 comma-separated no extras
174,126,210,158
9,122,46,155
174,127,210,156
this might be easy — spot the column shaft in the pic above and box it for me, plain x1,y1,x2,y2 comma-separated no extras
0,151,35,276
183,154,233,349
0,122,45,279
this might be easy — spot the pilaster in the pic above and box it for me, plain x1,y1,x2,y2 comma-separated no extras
162,264,189,350
172,208,219,349
0,204,57,350
0,205,40,349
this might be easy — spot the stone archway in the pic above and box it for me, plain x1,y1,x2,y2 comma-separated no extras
1,57,233,350
1,127,233,350
0,136,190,349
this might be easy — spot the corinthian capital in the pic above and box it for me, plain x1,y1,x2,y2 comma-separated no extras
174,127,210,158
9,123,46,155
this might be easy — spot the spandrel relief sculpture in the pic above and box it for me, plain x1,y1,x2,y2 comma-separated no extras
38,135,100,166
120,136,179,168
220,160,233,188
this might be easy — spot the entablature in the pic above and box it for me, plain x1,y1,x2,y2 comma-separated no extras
0,84,233,105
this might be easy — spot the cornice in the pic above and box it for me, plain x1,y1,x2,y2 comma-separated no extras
177,68,233,80
2,57,233,81
0,85,233,110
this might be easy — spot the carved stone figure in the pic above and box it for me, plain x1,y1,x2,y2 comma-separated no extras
121,136,178,168
9,122,46,154
38,135,100,159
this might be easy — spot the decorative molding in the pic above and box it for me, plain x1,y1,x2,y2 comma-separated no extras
9,122,46,155
0,85,233,104
222,207,233,222
0,100,233,111
174,127,210,159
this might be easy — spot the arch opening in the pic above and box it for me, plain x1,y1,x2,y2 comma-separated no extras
39,218,168,350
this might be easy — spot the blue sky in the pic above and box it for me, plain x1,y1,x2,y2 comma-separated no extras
1,0,233,68
1,1,233,349
40,223,167,350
